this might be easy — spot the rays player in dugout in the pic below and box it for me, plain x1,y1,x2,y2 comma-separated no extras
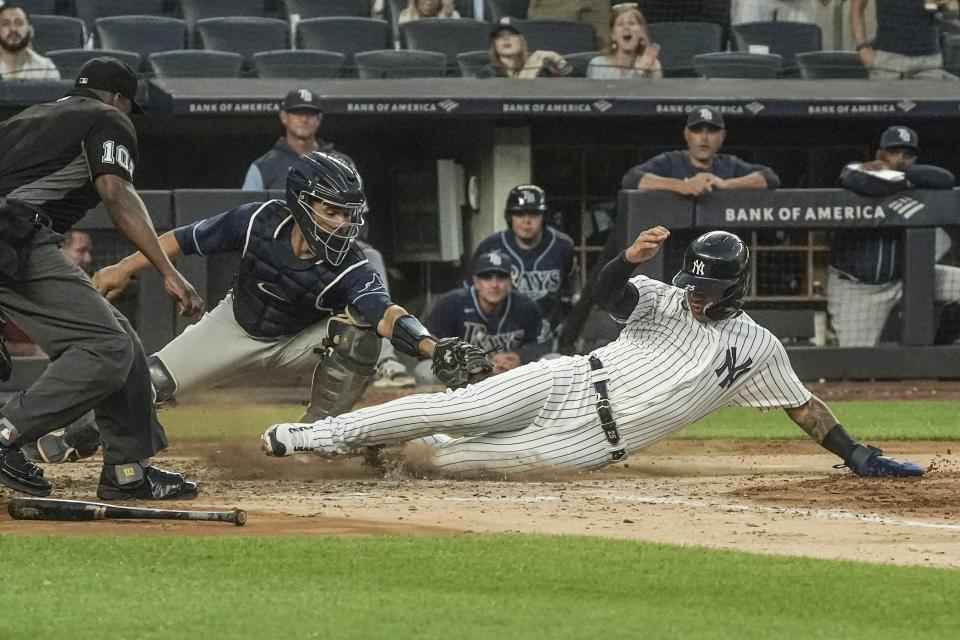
472,185,576,349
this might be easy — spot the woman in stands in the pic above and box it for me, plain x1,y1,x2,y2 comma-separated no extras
483,20,572,78
587,3,662,79
398,0,460,23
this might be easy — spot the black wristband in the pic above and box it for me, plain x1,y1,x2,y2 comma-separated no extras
820,423,858,461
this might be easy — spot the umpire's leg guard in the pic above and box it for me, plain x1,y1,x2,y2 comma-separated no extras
300,315,381,423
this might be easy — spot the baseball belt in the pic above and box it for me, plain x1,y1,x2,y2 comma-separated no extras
589,356,626,462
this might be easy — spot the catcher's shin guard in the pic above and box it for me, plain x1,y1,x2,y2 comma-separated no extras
300,316,380,422
147,355,177,405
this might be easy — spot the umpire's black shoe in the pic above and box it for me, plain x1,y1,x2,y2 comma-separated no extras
0,445,52,497
97,464,198,501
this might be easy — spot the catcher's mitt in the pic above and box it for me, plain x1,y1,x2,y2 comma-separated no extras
842,444,924,478
431,338,493,390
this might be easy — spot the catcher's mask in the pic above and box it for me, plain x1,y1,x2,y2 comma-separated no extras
286,151,365,266
672,230,749,321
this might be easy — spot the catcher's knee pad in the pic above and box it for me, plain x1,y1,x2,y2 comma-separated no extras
301,317,381,422
148,355,177,405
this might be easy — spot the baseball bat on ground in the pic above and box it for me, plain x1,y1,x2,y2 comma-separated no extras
7,497,246,526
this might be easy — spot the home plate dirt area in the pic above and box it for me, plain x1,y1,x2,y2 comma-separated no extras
1,381,958,569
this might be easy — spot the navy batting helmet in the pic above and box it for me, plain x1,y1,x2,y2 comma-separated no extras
286,151,365,266
504,184,547,225
672,231,749,321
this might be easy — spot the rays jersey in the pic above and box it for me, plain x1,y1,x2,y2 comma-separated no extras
173,200,392,338
426,286,542,357
592,275,811,449
473,227,575,331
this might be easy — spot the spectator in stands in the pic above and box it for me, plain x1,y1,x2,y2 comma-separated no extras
587,3,661,79
527,0,609,46
732,0,831,25
481,20,572,78
621,106,780,194
242,89,331,191
829,126,960,347
398,0,460,24
414,251,544,383
851,0,959,80
0,3,59,80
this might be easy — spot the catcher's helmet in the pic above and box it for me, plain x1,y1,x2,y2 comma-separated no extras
672,231,749,321
504,184,547,225
286,151,365,266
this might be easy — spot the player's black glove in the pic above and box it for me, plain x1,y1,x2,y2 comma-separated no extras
431,338,493,390
841,443,924,478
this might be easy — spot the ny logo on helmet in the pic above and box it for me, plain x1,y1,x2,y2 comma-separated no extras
692,259,705,276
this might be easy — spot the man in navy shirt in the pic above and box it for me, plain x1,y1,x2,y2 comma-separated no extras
621,106,780,195
417,251,543,381
473,185,575,346
65,152,450,457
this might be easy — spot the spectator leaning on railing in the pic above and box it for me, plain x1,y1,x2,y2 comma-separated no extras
621,106,780,195
480,19,572,78
731,0,831,25
587,3,662,79
851,0,959,80
398,0,460,24
0,3,59,80
828,126,960,347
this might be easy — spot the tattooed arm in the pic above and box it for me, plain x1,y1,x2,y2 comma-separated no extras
784,395,840,446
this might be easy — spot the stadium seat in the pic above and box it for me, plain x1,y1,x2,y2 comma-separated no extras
517,19,597,55
252,50,345,78
179,0,267,28
456,50,491,78
196,17,289,69
354,49,447,79
17,0,57,15
28,15,85,54
296,17,390,66
795,51,868,79
47,48,142,78
149,50,244,78
485,0,529,22
944,35,960,77
693,52,782,79
282,0,370,19
646,21,723,77
400,19,489,70
97,16,185,70
732,21,822,72
563,51,600,78
74,0,165,44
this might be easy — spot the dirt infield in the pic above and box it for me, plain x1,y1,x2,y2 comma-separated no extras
2,437,958,569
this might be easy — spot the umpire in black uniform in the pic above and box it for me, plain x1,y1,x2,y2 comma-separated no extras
0,57,203,499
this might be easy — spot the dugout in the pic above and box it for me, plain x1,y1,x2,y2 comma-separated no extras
3,77,960,384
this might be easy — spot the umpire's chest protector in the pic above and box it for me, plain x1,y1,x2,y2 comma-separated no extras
232,206,359,339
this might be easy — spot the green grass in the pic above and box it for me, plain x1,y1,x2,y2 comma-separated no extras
2,534,957,640
159,400,960,443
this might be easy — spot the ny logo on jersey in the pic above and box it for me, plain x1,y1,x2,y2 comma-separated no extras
692,259,706,276
715,347,753,389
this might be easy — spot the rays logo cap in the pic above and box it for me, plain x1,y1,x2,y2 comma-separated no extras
282,88,322,113
686,106,725,129
880,126,919,154
473,251,513,277
75,56,142,114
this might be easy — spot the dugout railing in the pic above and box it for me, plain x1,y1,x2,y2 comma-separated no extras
615,188,960,379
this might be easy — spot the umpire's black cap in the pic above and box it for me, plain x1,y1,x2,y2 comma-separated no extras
473,251,513,277
74,56,142,114
880,126,920,154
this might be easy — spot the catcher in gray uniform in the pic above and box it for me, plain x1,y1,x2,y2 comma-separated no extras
32,151,492,463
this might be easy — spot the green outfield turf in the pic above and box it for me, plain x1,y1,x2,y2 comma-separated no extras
1,534,956,640
160,400,960,443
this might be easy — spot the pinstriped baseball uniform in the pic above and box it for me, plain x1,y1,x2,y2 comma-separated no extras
281,275,811,474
